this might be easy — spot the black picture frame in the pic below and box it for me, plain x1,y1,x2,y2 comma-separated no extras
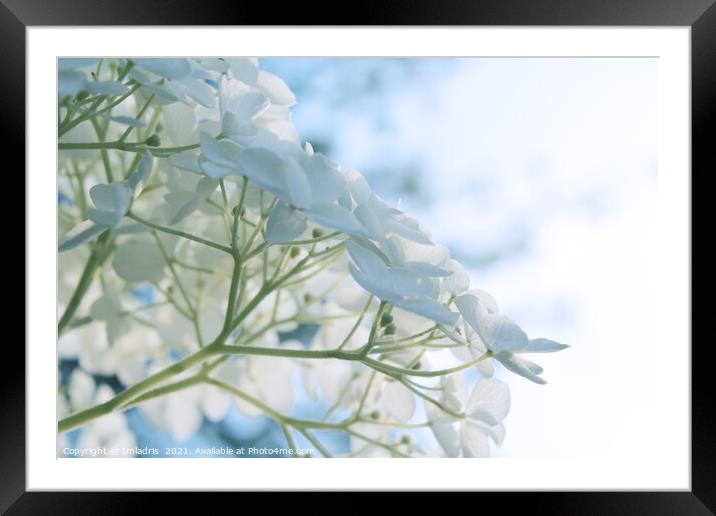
6,0,712,512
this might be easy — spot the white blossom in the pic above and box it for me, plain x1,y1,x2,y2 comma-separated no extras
427,376,510,457
57,57,568,458
455,290,568,383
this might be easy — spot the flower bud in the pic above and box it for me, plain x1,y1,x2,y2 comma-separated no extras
289,247,300,258
379,313,393,327
145,134,161,147
383,323,397,336
311,228,323,239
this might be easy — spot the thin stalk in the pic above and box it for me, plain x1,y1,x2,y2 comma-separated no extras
127,211,232,254
58,231,112,333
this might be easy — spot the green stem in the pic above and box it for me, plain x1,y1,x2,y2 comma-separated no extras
218,345,358,361
152,231,203,346
337,296,373,351
58,231,112,333
360,301,387,357
58,133,223,156
297,428,333,458
281,424,300,458
58,83,140,138
127,211,232,254
58,344,217,433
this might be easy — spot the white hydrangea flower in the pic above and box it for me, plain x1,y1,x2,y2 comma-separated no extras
57,56,569,459
427,376,510,458
455,290,569,384
59,151,153,251
346,239,457,325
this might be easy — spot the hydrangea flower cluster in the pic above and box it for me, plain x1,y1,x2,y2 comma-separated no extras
57,57,567,458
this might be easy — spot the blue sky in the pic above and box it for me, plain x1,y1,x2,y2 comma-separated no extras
262,57,658,457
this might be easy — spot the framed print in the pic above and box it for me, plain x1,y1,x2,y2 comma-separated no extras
7,0,712,512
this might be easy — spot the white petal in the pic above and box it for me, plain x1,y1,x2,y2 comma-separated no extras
346,240,388,277
456,295,527,353
467,289,499,313
430,418,461,458
68,369,96,410
200,132,236,167
381,381,415,421
307,203,367,236
126,151,153,191
58,69,87,97
496,352,547,384
86,80,130,96
58,221,104,252
461,420,491,457
383,215,433,245
392,297,458,326
168,151,203,174
386,268,435,297
89,290,122,321
234,147,290,200
166,194,201,225
88,182,131,227
485,314,530,353
443,259,470,294
108,115,145,128
256,70,296,105
441,374,468,411
135,58,191,80
163,102,197,146
230,91,270,120
283,157,313,209
115,355,146,387
180,79,215,108
303,153,346,205
526,338,570,353
199,58,230,73
227,58,258,85
348,263,402,304
476,360,495,378
266,202,308,243
404,261,453,277
112,240,166,283
165,395,203,442
344,170,372,205
255,361,294,414
487,422,506,447
200,386,230,422
316,359,354,405
199,157,235,179
197,177,219,197
222,111,257,139
354,204,386,242
466,378,510,425
138,81,181,102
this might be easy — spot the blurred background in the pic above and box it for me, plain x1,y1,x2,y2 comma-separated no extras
61,57,658,457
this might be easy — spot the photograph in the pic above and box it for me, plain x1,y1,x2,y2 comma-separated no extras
55,55,657,459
